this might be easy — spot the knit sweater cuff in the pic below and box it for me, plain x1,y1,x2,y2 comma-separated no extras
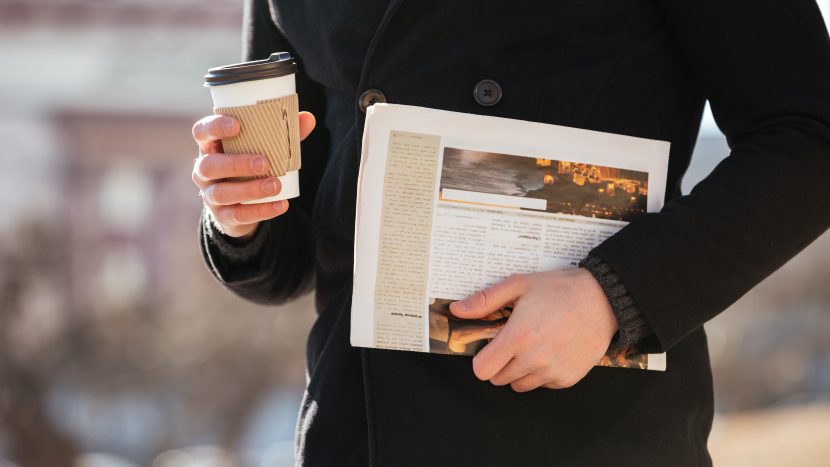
201,206,272,267
579,254,653,352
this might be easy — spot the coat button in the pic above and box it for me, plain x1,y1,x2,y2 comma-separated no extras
473,79,502,106
358,88,387,112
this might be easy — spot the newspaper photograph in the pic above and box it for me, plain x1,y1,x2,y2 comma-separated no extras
351,104,669,371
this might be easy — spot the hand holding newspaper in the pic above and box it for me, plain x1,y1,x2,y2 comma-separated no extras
351,104,669,371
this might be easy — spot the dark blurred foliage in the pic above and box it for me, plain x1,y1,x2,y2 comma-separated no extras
0,218,315,467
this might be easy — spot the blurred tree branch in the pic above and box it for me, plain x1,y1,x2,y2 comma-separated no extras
0,217,314,465
0,222,78,467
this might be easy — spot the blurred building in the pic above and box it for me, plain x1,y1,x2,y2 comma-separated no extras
0,0,240,228
0,0,272,317
0,1,315,466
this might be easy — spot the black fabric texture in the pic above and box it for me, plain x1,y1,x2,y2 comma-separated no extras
202,206,270,264
579,254,653,353
196,0,830,465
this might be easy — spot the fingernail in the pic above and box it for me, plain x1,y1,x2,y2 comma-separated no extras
273,200,286,212
262,178,277,194
452,301,467,312
251,156,266,173
222,118,235,136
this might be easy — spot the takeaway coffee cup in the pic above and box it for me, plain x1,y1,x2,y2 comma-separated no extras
204,52,301,202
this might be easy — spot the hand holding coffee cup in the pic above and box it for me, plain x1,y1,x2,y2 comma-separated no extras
192,52,316,239
191,113,316,239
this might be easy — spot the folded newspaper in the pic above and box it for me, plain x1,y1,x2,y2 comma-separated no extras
351,104,669,371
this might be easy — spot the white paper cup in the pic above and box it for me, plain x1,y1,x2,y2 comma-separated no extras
205,52,300,203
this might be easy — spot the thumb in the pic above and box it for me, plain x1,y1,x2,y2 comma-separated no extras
299,111,316,141
450,274,528,319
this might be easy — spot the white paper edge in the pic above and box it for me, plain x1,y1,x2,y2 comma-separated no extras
350,105,379,348
647,353,667,372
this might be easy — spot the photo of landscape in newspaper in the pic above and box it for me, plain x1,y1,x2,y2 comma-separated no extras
439,147,649,222
428,298,652,370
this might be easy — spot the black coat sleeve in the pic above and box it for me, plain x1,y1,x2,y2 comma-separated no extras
198,0,329,305
591,0,830,353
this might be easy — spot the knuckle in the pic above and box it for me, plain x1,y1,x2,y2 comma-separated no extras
222,206,241,226
547,378,566,389
209,184,230,205
197,155,215,179
517,326,543,350
525,327,543,347
191,120,204,141
211,206,228,226
471,356,485,376
191,166,201,186
513,328,531,347
471,356,490,381
510,381,530,393
527,355,547,372
201,184,217,204
517,336,535,353
560,378,578,389
553,373,579,389
192,117,214,142
490,375,509,386
234,207,250,226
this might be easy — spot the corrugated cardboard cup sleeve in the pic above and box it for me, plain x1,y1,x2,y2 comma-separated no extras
214,93,301,178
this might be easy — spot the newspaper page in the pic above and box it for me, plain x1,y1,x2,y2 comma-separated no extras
351,104,669,371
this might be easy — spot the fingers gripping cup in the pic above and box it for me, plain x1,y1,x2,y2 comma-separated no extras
205,52,301,203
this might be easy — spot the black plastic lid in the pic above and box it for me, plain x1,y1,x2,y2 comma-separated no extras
204,52,298,87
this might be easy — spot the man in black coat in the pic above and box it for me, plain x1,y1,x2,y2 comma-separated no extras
191,0,830,465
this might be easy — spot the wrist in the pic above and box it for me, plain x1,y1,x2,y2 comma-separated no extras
206,208,259,242
225,223,260,245
201,206,273,266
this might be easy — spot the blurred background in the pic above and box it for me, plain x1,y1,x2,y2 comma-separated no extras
0,1,828,466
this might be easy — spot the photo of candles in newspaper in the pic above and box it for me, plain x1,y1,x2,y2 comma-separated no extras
351,104,670,371
439,147,649,222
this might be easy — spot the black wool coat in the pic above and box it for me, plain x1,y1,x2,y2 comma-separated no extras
199,0,830,465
